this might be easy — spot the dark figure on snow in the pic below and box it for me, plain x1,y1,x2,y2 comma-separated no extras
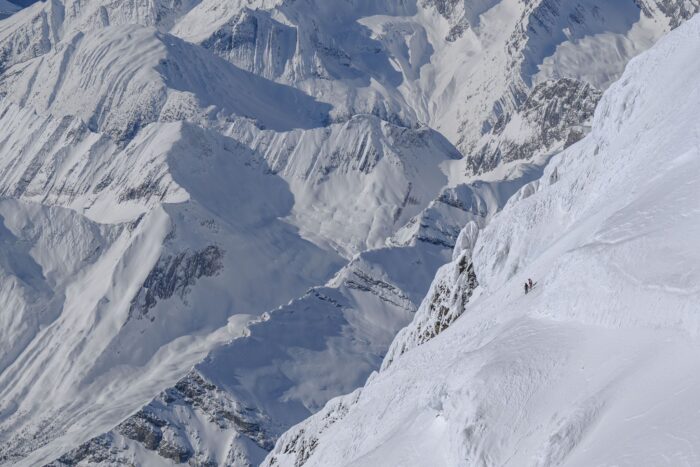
528,278,534,289
524,282,529,294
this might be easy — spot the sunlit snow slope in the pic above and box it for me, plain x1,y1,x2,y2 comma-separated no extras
266,12,700,467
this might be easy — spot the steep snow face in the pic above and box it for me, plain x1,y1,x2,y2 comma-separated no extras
0,102,181,223
265,13,700,467
0,199,120,376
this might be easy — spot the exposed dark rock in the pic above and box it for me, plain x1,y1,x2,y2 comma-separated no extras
157,436,192,463
470,78,601,173
118,176,167,202
320,135,381,177
635,0,700,28
345,269,413,309
45,434,126,467
49,371,276,466
92,175,113,194
265,391,361,467
129,245,224,318
421,0,471,41
117,410,166,450
382,251,479,370
418,260,478,344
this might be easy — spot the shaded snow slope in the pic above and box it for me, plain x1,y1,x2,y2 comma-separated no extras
265,12,700,467
227,115,461,257
0,0,18,19
46,156,548,466
0,118,345,466
56,242,447,467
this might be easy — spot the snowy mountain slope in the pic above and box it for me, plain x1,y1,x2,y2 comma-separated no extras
0,1,699,466
468,78,601,173
50,242,448,467
0,8,462,465
225,115,460,256
0,116,349,465
43,151,554,466
174,0,426,130
180,0,699,173
0,90,458,263
0,24,330,142
0,16,464,257
389,157,550,249
0,0,696,170
0,0,198,74
0,199,120,376
0,0,690,189
0,10,454,467
265,13,700,466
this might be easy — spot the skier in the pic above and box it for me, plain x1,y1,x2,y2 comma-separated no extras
524,282,529,294
528,278,534,289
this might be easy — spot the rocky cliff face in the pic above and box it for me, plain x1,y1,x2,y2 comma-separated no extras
382,233,480,370
637,0,700,27
469,78,602,173
51,371,275,466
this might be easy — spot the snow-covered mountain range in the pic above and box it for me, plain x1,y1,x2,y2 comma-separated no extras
267,14,700,464
0,1,697,466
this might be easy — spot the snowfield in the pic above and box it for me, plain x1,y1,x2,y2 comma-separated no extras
265,12,700,467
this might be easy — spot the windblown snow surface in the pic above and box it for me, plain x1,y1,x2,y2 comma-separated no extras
0,0,698,466
266,14,700,467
